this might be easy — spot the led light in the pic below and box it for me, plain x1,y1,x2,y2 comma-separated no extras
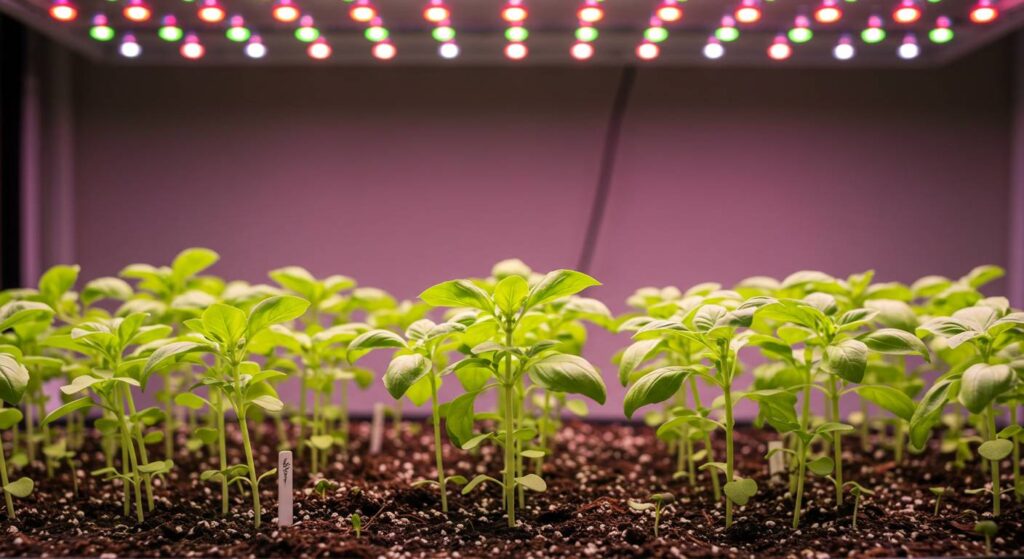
656,0,683,22
245,36,266,58
814,0,842,23
439,41,460,59
366,26,389,42
504,42,528,60
861,15,886,43
372,41,396,60
833,34,856,59
501,2,527,23
969,0,998,23
295,16,319,42
578,0,604,23
735,0,762,24
159,16,183,41
119,33,141,57
181,33,205,59
272,0,299,22
715,16,740,42
197,0,224,22
308,38,331,59
575,26,598,42
90,15,115,41
897,32,919,58
226,16,250,42
788,15,814,43
424,2,449,23
703,37,725,59
929,16,954,42
644,26,669,43
767,34,792,60
350,1,377,22
570,41,594,60
123,0,151,22
636,41,660,60
50,0,77,22
505,26,529,42
432,26,455,41
892,0,921,23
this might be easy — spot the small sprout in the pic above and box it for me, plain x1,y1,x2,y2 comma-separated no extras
313,479,338,500
628,492,675,538
974,520,998,555
929,486,950,516
828,477,874,530
350,513,362,538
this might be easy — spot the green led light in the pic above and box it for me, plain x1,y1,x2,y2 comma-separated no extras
432,26,455,42
928,27,953,43
226,26,251,42
787,27,813,43
860,27,885,43
159,25,183,42
90,25,115,41
365,26,389,42
575,26,598,42
295,26,320,42
505,26,528,42
644,26,669,43
715,26,740,42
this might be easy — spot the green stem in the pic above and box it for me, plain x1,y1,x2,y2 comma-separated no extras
217,399,229,516
115,391,145,523
429,373,448,513
859,399,870,452
125,389,155,511
830,377,843,507
163,372,175,460
724,383,735,529
792,438,807,529
852,493,860,530
238,409,263,529
689,377,720,500
0,403,16,519
535,392,550,475
503,383,516,527
893,420,905,464
38,395,54,478
987,405,1001,517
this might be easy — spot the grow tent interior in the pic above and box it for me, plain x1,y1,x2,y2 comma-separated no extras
1,0,1023,416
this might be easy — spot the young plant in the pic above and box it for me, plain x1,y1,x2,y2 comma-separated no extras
417,269,608,527
627,492,674,538
930,486,950,515
313,478,338,499
827,478,873,529
0,351,35,519
144,295,310,529
350,513,362,538
974,520,998,555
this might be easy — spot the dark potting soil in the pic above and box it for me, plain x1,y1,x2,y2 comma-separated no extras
0,419,1021,558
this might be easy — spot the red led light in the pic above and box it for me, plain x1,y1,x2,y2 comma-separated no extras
504,42,528,60
814,0,842,23
49,0,77,21
570,41,594,60
636,41,660,60
578,4,604,23
180,34,205,59
768,35,792,60
272,0,299,22
423,3,449,23
501,3,527,23
197,0,225,23
655,1,683,22
892,0,922,23
308,39,331,59
372,42,396,60
734,0,761,24
350,2,377,22
123,0,151,22
969,0,998,23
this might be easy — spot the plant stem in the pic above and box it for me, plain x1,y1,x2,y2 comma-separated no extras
724,383,735,529
852,492,860,530
217,399,229,516
503,383,516,528
792,438,807,529
859,399,870,452
1014,404,1022,503
115,389,145,523
428,373,448,513
38,395,54,478
163,371,175,460
987,405,1001,517
515,384,525,509
893,421,905,464
124,389,155,511
535,391,550,475
237,409,263,529
830,377,843,507
298,370,308,453
689,377,720,500
0,402,16,519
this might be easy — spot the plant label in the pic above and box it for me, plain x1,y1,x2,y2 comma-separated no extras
278,450,293,527
768,441,785,480
370,403,385,454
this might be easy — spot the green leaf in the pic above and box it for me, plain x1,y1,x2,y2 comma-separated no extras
521,449,545,458
0,408,23,430
623,366,700,418
269,266,318,299
196,427,219,444
309,435,334,450
618,339,661,387
529,353,606,405
38,264,79,302
0,300,54,331
462,474,501,494
172,248,219,280
250,395,284,412
808,456,835,476
964,265,1004,288
823,339,868,384
174,393,208,410
459,433,492,450
138,459,173,474
347,329,407,362
978,439,1013,461
383,354,432,400
445,390,479,448
515,474,547,492
143,341,210,377
861,328,930,362
3,477,33,498
959,363,1013,415
82,277,133,305
404,374,434,407
201,304,247,344
524,270,600,310
247,295,311,335
850,385,916,422
565,399,589,416
864,299,918,332
419,280,493,313
0,354,30,405
909,379,955,450
723,478,758,505
494,275,529,315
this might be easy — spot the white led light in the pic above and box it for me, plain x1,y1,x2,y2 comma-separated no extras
703,40,725,59
245,41,267,59
439,42,460,59
119,35,141,58
898,40,919,59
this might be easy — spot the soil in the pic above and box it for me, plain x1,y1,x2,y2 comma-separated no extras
0,419,1021,558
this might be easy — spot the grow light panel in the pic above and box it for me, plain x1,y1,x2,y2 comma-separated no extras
1,0,1021,65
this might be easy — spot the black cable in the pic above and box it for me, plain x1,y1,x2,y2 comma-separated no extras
0,15,26,289
577,65,637,274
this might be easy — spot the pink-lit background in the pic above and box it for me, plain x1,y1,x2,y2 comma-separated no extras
33,40,1024,417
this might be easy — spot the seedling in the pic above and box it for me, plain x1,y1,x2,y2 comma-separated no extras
0,351,35,519
628,492,674,537
929,486,950,515
827,477,874,529
313,478,338,499
350,513,362,538
974,520,998,555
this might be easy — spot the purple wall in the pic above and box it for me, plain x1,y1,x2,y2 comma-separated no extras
65,42,1015,417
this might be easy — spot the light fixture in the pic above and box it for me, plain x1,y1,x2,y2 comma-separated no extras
272,0,299,22
49,0,77,22
861,15,886,43
814,0,843,23
89,14,115,41
929,15,954,42
833,34,856,59
366,26,389,42
159,15,183,41
119,32,141,57
897,33,920,58
123,0,151,22
570,41,594,60
226,16,251,42
969,0,998,23
576,25,599,42
636,41,660,60
432,26,455,42
245,36,267,59
735,0,762,24
656,0,683,22
504,42,528,60
703,37,725,59
180,33,205,59
788,15,814,43
644,25,669,42
197,0,225,23
715,15,740,42
295,15,319,42
350,1,377,23
578,0,604,23
308,38,332,59
767,34,793,60
439,41,460,59
372,41,397,60
892,0,922,23
501,1,527,23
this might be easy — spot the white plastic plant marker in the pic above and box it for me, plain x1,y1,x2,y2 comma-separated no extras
278,450,293,527
768,441,785,479
370,403,385,454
